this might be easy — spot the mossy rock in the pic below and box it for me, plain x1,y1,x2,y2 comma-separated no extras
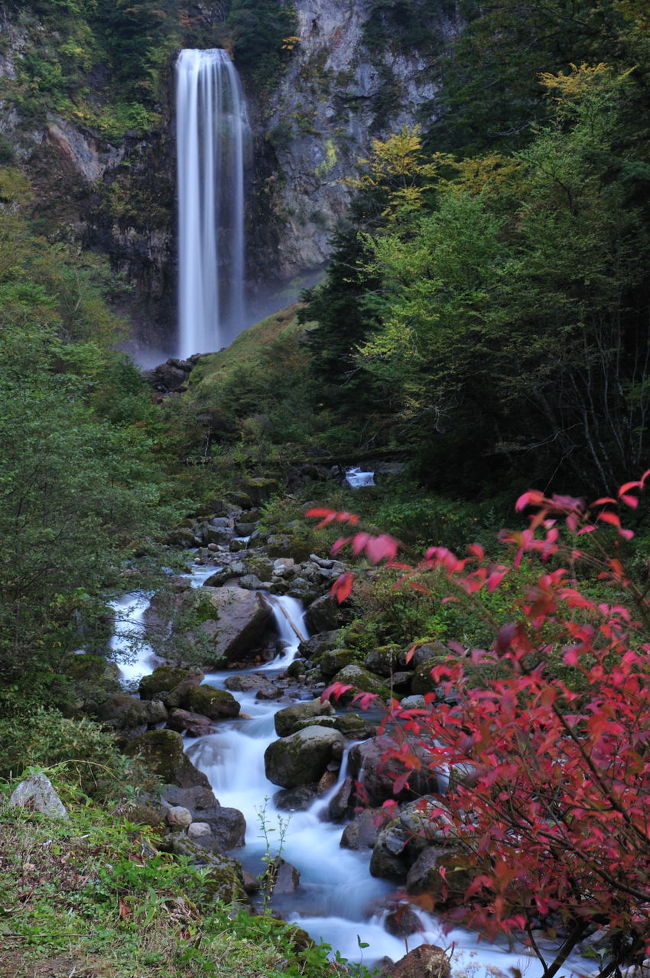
180,684,241,719
315,648,360,679
343,619,376,653
255,916,314,951
60,652,119,683
242,477,279,504
274,697,334,737
225,490,254,509
292,713,374,738
330,664,390,699
139,666,203,700
364,644,403,677
126,729,210,788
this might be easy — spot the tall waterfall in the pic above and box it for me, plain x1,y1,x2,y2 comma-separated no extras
176,49,249,359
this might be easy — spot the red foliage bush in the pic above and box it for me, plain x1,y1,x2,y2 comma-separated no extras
308,478,650,977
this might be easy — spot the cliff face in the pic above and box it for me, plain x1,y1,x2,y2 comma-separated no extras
252,0,457,278
0,1,457,349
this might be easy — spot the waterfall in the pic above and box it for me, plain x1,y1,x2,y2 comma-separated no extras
176,49,249,359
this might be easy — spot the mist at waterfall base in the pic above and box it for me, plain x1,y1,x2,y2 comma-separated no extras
176,49,249,359
111,570,591,977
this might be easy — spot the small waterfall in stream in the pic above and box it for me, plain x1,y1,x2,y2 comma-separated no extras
112,569,588,976
176,49,249,359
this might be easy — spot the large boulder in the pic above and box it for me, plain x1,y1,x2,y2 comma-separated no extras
179,684,241,719
330,664,390,699
405,847,472,905
340,808,392,850
316,648,360,679
93,693,167,732
167,708,216,737
274,697,334,737
347,737,440,809
126,729,210,789
139,666,203,700
300,630,341,659
264,726,345,789
304,594,339,633
199,586,274,664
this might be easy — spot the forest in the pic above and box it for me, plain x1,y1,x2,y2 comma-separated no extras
0,2,648,978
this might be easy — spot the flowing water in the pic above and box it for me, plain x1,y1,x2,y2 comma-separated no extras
176,49,249,358
345,467,376,488
114,567,589,976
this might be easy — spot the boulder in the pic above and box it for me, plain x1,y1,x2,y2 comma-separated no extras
304,594,339,634
93,693,168,732
266,857,300,894
168,708,216,737
384,904,425,938
9,774,68,819
347,737,440,808
340,808,392,850
274,785,318,811
160,785,219,815
188,821,212,839
292,713,375,739
264,726,345,789
126,729,211,789
316,648,359,679
406,848,472,904
179,684,241,719
274,697,334,736
364,645,403,677
163,836,247,903
199,586,274,664
299,630,341,659
381,945,450,978
196,806,246,851
139,665,204,700
330,664,389,698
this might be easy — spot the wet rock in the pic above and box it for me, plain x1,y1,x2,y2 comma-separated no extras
274,696,334,736
381,944,450,978
198,806,246,851
264,726,345,789
384,904,424,938
286,658,309,678
94,693,168,731
317,770,337,794
274,785,318,811
199,586,274,664
316,648,359,679
225,673,277,694
180,684,240,719
9,774,68,819
126,729,211,789
168,707,216,737
369,840,408,882
406,848,471,904
256,684,282,701
327,775,354,822
340,809,392,850
268,857,300,894
160,784,219,815
347,737,440,808
139,665,203,700
330,664,389,698
399,694,426,710
305,594,339,633
299,630,342,659
292,713,375,739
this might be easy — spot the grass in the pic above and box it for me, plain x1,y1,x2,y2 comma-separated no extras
0,788,366,978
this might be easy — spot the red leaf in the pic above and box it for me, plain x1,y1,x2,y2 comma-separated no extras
321,681,353,702
330,572,354,604
619,495,639,509
597,511,621,528
365,534,399,564
514,490,545,512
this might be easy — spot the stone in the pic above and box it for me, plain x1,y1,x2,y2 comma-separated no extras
160,785,219,815
225,673,277,694
163,836,247,903
94,693,168,731
9,774,68,819
406,848,471,903
381,945,450,978
340,809,392,850
304,594,339,633
274,696,334,736
330,664,389,698
188,821,212,839
347,737,440,808
274,785,318,811
316,648,359,679
139,665,203,700
299,630,341,659
168,708,216,737
126,729,211,789
364,645,403,677
199,586,274,665
197,806,246,851
264,726,345,789
167,805,192,828
179,684,241,719
267,857,301,895
384,904,425,938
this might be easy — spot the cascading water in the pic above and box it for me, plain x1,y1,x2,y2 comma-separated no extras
112,570,588,975
176,49,249,359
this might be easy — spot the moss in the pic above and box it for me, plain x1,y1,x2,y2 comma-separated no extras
181,685,241,720
126,729,209,788
139,666,201,700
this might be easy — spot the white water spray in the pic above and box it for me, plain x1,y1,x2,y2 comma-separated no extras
176,49,249,358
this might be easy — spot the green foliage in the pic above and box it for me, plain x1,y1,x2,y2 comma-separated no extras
226,0,298,91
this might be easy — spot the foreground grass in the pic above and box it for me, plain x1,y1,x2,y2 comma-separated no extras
0,790,356,978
